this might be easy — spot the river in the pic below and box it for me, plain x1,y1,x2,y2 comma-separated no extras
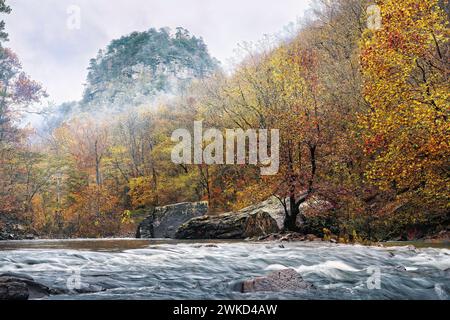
0,239,449,300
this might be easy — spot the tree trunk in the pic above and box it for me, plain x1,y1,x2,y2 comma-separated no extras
284,194,300,231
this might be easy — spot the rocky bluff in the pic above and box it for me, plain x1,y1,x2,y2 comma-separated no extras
136,197,300,239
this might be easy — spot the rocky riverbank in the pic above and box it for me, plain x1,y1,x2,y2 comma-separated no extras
2,198,447,243
136,197,449,243
0,214,37,241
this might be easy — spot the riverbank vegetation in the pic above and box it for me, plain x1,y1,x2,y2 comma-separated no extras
0,0,448,240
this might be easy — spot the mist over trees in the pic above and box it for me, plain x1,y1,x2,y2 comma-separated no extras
0,0,448,240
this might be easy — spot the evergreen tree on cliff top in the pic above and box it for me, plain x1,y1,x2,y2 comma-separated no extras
0,0,11,43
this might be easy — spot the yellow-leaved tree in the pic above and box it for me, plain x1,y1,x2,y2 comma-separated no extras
360,0,449,209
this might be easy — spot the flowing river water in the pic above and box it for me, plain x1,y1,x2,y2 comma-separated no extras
0,239,449,300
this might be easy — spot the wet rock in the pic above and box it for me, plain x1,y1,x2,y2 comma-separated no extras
0,273,107,300
0,273,53,300
394,265,407,271
258,233,283,241
175,210,279,239
305,234,322,242
405,245,418,253
72,284,106,294
204,244,218,248
0,279,28,300
137,201,208,239
279,233,307,242
241,269,314,293
259,232,321,242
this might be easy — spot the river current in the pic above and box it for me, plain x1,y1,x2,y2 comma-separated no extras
0,239,448,300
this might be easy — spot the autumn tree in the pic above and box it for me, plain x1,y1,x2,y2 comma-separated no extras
360,0,449,211
0,1,47,216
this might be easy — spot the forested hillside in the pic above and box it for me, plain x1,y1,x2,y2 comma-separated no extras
44,27,219,129
0,0,448,240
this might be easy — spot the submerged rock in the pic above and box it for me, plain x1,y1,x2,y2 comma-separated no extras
241,269,314,293
137,201,208,238
394,265,407,271
175,210,279,239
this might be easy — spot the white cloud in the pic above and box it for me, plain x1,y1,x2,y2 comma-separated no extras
3,0,311,104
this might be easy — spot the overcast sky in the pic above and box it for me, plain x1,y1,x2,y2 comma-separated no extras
3,0,311,104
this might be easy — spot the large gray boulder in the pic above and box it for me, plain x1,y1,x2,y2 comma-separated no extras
237,197,287,230
241,269,314,293
236,196,331,230
174,210,279,239
137,201,208,239
0,273,106,300
0,273,54,300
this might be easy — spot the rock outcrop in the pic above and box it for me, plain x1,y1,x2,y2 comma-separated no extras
236,196,332,230
137,201,208,239
236,197,288,230
241,269,314,293
139,196,332,240
173,196,329,239
174,210,279,239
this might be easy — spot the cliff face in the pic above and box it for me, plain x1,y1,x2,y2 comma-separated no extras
82,27,219,112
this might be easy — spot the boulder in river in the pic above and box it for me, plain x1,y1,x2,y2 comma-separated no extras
137,201,208,238
0,272,107,300
175,210,279,239
241,269,314,293
0,273,55,300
